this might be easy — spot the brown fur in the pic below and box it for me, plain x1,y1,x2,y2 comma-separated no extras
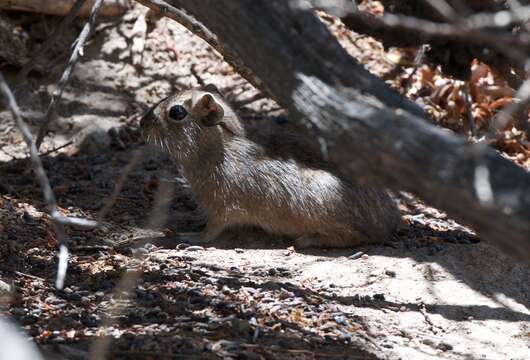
140,85,401,248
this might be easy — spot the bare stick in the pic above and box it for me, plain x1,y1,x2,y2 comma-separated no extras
340,7,530,67
0,71,97,289
41,140,74,156
462,82,476,137
35,0,105,150
421,0,457,21
89,178,174,360
233,93,266,109
0,0,128,17
134,0,277,104
17,0,88,82
490,78,530,137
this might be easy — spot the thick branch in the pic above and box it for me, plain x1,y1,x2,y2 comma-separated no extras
165,0,530,260
0,0,128,17
339,1,529,79
134,0,278,105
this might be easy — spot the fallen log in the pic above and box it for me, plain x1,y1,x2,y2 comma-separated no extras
0,0,128,17
142,0,530,260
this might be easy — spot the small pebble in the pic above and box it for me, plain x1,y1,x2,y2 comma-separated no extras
385,269,396,277
235,248,244,253
437,342,453,351
0,280,12,295
177,243,191,250
373,293,386,301
349,251,364,260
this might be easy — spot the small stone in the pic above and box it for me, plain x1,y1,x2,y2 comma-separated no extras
385,269,396,277
373,293,385,301
0,280,12,296
234,248,244,253
437,342,453,351
381,341,394,348
185,245,205,252
361,254,369,259
349,251,364,260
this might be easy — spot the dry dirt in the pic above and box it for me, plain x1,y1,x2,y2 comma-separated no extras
0,3,529,360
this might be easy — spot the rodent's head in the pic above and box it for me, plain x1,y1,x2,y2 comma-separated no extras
140,84,244,163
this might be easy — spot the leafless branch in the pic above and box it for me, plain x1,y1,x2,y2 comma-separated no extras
0,0,128,17
134,0,278,104
0,71,97,289
41,140,74,156
233,92,266,109
490,79,530,136
35,0,105,150
420,0,457,21
347,10,530,63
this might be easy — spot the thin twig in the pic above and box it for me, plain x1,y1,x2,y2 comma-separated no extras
462,82,476,137
0,71,97,290
41,140,74,157
233,93,266,109
420,0,457,21
342,8,530,66
190,63,205,87
89,177,174,360
17,0,88,83
490,78,530,137
35,0,105,150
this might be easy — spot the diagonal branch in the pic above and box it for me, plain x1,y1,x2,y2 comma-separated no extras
35,0,105,150
134,0,279,105
135,0,425,118
0,72,97,289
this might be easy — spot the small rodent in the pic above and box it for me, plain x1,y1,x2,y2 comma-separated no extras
140,84,400,248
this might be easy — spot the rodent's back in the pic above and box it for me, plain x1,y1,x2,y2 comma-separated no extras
189,127,400,244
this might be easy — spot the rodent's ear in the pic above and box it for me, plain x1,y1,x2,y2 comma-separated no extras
195,93,224,127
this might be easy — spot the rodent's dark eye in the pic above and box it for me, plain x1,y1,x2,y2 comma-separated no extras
168,105,188,121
